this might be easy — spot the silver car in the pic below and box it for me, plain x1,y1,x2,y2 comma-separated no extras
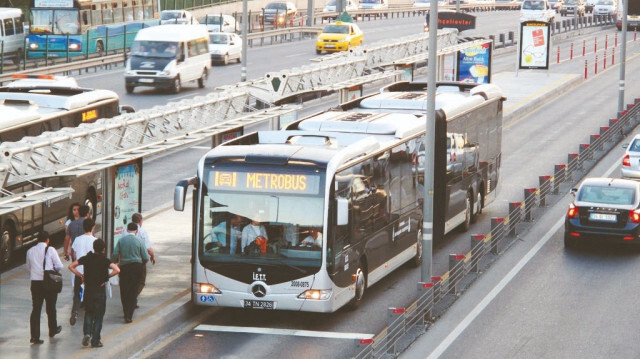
621,134,640,179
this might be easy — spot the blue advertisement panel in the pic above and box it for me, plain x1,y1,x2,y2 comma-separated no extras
112,159,142,248
456,42,491,84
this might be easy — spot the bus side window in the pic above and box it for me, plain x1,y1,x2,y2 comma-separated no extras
4,18,14,36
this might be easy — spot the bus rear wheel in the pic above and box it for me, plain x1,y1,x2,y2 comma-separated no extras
460,192,472,232
409,228,422,268
348,263,367,310
0,223,15,270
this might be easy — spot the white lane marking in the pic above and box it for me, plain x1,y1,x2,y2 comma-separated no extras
78,68,124,80
425,160,620,359
190,146,211,150
285,53,307,58
194,324,374,340
167,93,198,101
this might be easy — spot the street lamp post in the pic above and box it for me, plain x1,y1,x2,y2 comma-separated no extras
241,0,248,82
618,0,628,113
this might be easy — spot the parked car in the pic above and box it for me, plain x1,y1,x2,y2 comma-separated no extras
621,134,640,179
208,32,242,65
160,10,197,24
200,14,237,33
520,0,556,22
560,0,585,16
316,21,363,54
564,177,640,248
325,0,359,11
593,0,616,16
261,2,297,26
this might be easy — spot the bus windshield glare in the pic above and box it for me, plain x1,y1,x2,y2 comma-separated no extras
30,9,80,34
200,166,325,267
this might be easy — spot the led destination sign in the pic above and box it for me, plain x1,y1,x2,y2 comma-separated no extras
211,170,321,195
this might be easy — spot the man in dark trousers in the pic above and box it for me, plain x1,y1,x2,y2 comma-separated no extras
69,239,120,348
64,204,91,326
26,231,63,344
112,222,149,323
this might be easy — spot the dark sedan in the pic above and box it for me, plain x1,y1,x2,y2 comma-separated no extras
564,177,640,248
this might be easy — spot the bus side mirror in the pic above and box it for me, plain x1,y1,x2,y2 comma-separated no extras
336,197,348,226
175,177,195,211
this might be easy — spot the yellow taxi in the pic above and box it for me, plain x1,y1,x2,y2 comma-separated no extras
315,21,364,54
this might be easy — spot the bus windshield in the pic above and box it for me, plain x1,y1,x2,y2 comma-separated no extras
200,165,325,268
31,9,80,34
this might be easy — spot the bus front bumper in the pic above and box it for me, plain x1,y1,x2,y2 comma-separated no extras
194,291,334,312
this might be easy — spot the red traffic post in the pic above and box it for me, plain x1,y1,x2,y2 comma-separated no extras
570,42,574,59
469,234,485,273
417,282,434,323
583,39,586,56
386,307,406,356
604,49,607,69
568,153,579,176
605,33,608,49
584,59,588,79
579,143,591,163
612,48,615,65
508,202,522,237
448,254,466,295
557,46,560,64
354,338,374,358
594,36,597,52
615,31,618,47
590,134,601,151
539,175,552,206
523,188,537,222
490,218,505,254
554,165,567,194
595,54,598,74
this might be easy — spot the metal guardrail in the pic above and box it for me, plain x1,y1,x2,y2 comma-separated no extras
352,99,640,358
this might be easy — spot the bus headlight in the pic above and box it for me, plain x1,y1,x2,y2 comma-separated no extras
196,283,221,294
29,43,39,50
297,289,331,300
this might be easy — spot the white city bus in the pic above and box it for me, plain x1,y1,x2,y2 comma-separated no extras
174,81,505,312
0,75,133,269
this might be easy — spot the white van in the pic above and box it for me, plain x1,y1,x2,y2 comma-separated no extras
0,8,24,65
125,25,211,94
520,0,556,22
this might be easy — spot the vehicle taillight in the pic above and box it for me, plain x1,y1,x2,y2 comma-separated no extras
629,210,640,223
567,203,579,218
622,154,631,167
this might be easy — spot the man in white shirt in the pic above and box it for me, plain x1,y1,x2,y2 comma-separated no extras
241,219,269,254
69,218,97,326
300,228,323,248
132,213,155,306
26,231,63,344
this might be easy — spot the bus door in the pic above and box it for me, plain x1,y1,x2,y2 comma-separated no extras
446,133,466,222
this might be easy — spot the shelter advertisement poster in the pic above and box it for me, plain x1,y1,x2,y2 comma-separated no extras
456,43,491,84
519,21,550,69
112,159,142,248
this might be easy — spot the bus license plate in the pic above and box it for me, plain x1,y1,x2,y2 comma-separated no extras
244,300,274,309
139,78,154,83
590,213,616,222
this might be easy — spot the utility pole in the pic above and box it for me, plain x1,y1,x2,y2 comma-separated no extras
422,0,438,282
618,0,628,113
241,0,248,82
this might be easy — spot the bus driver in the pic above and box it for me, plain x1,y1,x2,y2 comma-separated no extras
299,228,322,248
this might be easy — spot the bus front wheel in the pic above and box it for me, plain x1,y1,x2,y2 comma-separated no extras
348,263,367,310
0,223,15,270
409,228,422,268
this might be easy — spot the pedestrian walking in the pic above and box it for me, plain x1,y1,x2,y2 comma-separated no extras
64,202,81,231
69,239,119,348
112,222,149,323
132,213,155,308
64,205,90,325
69,218,97,326
26,231,63,344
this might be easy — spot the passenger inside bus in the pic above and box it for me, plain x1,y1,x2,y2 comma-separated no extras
299,228,322,248
242,218,269,254
207,214,243,254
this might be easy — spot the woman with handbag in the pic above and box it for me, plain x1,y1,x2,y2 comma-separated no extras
26,231,63,344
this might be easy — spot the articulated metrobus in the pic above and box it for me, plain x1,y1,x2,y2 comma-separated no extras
0,75,132,269
28,0,159,58
174,81,504,312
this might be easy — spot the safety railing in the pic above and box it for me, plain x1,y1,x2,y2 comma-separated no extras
353,99,640,358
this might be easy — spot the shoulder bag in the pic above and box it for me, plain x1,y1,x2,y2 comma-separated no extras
43,246,63,293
